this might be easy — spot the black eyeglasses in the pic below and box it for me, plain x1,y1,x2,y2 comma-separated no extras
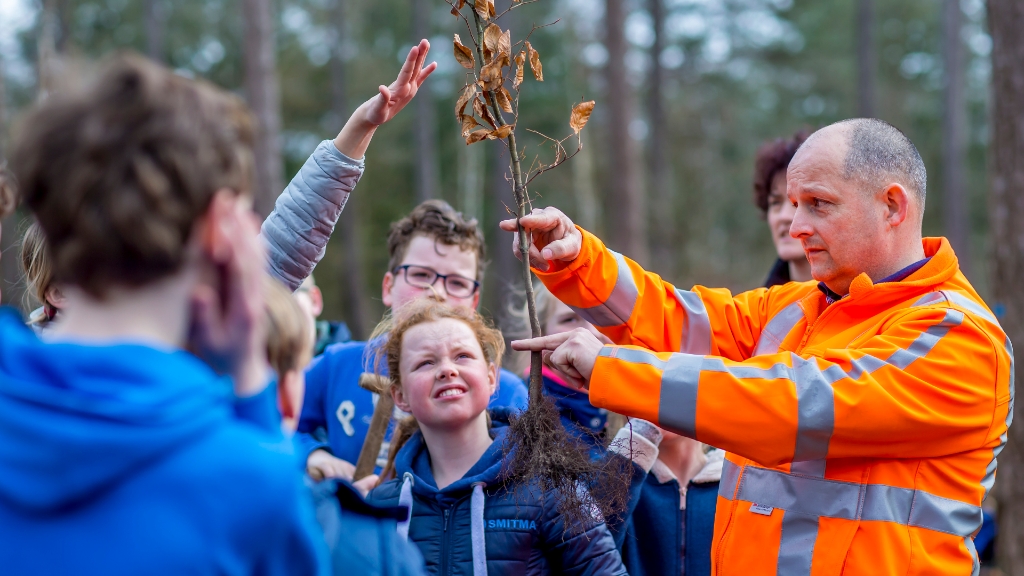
393,265,480,298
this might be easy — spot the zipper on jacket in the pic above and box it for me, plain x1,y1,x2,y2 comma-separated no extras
440,507,451,575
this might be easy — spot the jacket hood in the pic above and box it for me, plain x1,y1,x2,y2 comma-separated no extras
393,409,512,498
0,308,232,512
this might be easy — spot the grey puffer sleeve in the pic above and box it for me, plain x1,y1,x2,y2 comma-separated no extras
260,140,366,291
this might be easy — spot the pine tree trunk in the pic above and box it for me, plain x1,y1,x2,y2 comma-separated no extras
856,0,876,117
988,0,1024,571
413,0,438,203
330,0,370,339
144,0,165,63
941,0,971,275
242,0,284,218
604,0,648,265
647,0,672,279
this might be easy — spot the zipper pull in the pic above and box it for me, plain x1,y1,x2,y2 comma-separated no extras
443,508,450,532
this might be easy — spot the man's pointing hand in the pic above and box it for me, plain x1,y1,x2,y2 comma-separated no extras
511,328,603,391
499,207,583,271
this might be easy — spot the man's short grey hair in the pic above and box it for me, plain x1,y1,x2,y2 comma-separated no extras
835,118,928,209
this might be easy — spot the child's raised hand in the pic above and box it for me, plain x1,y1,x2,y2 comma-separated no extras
333,40,437,159
307,449,356,482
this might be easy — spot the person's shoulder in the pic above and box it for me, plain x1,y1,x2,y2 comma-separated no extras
366,477,403,505
186,424,303,494
321,339,371,360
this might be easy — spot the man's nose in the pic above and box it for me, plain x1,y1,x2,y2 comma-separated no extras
789,205,812,238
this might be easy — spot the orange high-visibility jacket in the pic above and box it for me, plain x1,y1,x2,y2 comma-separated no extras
534,229,1013,576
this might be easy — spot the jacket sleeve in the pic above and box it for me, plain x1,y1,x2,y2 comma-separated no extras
542,491,628,576
261,140,365,291
533,227,775,362
589,307,1012,466
296,352,332,460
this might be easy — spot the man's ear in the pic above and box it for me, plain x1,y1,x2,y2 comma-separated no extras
391,383,411,413
382,272,395,308
882,183,911,228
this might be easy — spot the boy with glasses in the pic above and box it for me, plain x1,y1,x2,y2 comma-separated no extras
298,200,529,482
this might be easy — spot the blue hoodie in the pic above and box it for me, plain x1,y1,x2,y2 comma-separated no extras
366,408,627,576
0,307,328,576
296,340,529,466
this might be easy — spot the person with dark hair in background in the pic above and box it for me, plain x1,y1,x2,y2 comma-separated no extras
753,130,812,287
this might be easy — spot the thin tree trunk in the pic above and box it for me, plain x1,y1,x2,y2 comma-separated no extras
856,0,876,117
242,0,284,218
605,0,648,265
647,0,672,279
330,0,370,339
0,55,20,309
413,0,438,202
145,0,165,63
941,0,971,275
988,0,1024,572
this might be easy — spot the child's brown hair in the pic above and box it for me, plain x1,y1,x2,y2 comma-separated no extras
386,200,487,281
10,54,255,299
264,276,314,378
20,221,56,323
371,299,505,482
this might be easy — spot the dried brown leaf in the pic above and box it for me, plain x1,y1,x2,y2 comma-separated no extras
570,100,595,134
479,56,504,91
488,124,514,140
474,0,489,20
473,96,497,129
458,0,466,8
488,0,495,18
497,30,511,61
455,83,476,121
496,86,513,113
461,115,481,137
525,41,543,81
453,34,475,69
483,24,501,61
513,51,525,89
466,129,490,144
451,5,459,17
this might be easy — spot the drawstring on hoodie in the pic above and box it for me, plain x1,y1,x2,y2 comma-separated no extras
470,482,487,576
397,473,414,541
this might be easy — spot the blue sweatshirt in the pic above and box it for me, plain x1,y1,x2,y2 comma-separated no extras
0,307,328,576
296,340,529,465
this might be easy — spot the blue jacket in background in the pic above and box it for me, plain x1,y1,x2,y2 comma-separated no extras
367,408,627,576
310,477,427,576
0,307,328,576
297,340,529,465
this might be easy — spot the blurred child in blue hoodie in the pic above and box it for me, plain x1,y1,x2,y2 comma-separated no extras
365,300,627,576
298,200,529,483
0,55,329,576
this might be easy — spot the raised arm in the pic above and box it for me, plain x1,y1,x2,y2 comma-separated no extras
262,40,437,290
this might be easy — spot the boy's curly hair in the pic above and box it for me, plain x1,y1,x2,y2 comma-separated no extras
386,200,487,281
11,54,255,298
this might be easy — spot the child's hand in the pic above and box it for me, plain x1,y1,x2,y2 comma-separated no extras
333,39,438,159
352,474,379,497
307,449,356,482
189,191,269,397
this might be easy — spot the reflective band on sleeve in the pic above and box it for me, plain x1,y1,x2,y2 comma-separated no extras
913,290,1001,328
723,466,982,538
776,511,818,576
658,354,704,437
846,309,964,379
568,251,638,327
673,289,713,355
719,459,742,499
790,356,836,463
601,346,667,370
753,302,805,356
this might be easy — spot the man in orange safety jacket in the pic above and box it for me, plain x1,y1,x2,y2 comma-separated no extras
505,118,1013,576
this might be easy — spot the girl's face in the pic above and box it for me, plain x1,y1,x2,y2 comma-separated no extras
393,318,497,431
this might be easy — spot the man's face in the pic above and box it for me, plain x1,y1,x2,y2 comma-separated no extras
786,133,891,294
382,235,480,311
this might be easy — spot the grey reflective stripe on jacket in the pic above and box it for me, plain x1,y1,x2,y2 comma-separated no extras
261,139,366,291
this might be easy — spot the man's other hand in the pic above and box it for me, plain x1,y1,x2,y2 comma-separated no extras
511,328,603,390
499,207,583,272
306,449,356,482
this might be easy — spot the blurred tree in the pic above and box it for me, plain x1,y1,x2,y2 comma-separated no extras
856,0,876,116
243,0,284,217
989,0,1024,571
144,0,165,62
941,0,970,275
604,0,647,266
412,0,439,202
647,0,672,279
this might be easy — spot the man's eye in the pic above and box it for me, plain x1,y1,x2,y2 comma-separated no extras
410,271,432,280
